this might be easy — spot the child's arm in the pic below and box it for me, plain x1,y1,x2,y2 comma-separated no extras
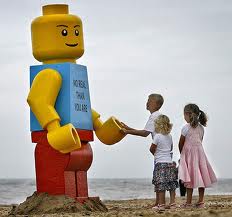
150,143,157,155
122,129,150,137
120,122,134,131
179,124,189,153
120,122,150,137
178,135,185,153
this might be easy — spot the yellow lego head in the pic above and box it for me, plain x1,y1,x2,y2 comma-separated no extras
31,4,84,63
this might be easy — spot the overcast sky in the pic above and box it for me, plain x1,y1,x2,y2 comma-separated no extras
0,0,231,179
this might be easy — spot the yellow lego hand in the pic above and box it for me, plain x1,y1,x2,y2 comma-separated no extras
95,117,125,145
47,123,81,153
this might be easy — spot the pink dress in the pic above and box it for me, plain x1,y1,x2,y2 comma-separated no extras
179,124,217,188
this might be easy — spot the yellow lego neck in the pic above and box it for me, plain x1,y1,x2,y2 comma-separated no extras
43,59,76,64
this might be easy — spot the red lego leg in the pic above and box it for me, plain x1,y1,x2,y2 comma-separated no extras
34,132,70,195
64,171,77,198
76,171,88,197
65,142,93,201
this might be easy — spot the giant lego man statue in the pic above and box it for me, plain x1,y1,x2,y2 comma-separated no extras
27,4,125,202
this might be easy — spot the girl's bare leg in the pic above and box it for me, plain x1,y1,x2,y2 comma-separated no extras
169,190,176,204
186,188,193,204
158,191,166,205
198,187,205,203
155,192,159,205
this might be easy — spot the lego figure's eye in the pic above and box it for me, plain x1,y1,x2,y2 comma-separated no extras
75,30,79,36
61,29,68,36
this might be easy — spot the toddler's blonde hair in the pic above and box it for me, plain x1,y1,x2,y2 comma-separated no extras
155,115,172,135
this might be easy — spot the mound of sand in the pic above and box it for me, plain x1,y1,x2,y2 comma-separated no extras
9,192,108,215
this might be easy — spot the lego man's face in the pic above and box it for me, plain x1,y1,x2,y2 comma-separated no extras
31,7,84,63
57,23,80,48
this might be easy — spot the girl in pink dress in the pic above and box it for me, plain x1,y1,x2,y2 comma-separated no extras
178,104,217,208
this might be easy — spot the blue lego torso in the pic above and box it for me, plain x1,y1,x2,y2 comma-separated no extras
30,63,93,132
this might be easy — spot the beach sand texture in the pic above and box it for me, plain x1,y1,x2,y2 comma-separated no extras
1,194,232,217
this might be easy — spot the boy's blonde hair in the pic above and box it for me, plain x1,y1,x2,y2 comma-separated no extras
155,115,172,135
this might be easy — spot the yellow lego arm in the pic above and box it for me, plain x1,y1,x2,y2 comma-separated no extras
27,69,81,153
92,109,125,145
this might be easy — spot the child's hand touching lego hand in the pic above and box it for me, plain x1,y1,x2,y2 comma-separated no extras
120,128,129,134
120,122,130,130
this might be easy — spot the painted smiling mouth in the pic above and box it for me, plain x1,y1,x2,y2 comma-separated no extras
65,43,78,47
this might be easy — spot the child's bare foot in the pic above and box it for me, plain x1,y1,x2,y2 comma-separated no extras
194,201,205,208
151,205,159,210
148,202,158,209
152,204,165,212
166,203,179,209
180,203,192,209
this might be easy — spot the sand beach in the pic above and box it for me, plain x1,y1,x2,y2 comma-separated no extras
1,194,232,217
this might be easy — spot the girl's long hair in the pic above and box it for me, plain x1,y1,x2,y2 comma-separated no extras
184,104,208,128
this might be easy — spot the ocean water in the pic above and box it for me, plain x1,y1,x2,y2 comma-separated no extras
0,178,231,205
